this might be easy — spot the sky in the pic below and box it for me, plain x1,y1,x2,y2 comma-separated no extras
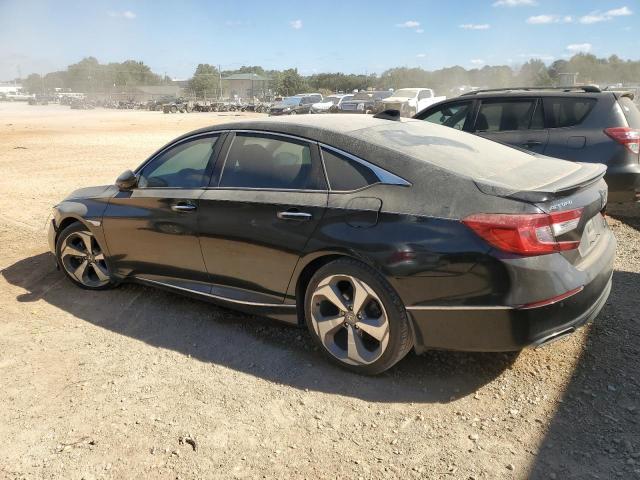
0,0,638,80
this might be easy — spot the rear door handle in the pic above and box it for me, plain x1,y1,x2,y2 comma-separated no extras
523,140,542,148
171,202,197,212
277,209,312,221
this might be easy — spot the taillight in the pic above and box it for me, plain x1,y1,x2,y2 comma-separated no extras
463,208,584,255
604,127,640,155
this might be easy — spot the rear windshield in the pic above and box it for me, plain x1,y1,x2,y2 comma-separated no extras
618,96,640,128
546,98,596,128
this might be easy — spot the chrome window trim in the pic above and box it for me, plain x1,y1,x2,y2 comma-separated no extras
318,143,411,193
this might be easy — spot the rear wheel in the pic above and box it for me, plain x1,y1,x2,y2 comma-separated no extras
170,105,177,113
304,258,413,374
56,223,114,290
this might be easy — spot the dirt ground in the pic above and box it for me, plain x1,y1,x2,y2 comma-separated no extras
0,103,638,480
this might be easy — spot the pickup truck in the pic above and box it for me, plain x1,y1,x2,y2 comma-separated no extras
380,88,446,117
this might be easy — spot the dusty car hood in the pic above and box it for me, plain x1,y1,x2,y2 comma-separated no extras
65,185,117,200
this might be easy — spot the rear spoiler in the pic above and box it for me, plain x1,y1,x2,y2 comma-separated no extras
476,163,607,203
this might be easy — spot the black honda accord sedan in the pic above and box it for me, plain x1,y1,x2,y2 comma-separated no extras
48,115,615,374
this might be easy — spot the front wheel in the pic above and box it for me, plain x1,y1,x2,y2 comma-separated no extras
56,223,115,290
304,258,413,374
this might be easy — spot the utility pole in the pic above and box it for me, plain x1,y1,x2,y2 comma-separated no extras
218,64,222,99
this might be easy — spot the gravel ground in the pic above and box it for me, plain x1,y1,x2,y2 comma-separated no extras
0,103,638,480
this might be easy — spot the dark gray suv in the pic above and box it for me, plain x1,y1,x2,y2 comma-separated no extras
414,86,640,203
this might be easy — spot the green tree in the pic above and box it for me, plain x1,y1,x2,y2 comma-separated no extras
189,64,220,98
273,68,307,96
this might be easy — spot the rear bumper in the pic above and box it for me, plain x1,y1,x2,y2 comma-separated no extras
408,231,616,353
605,163,640,203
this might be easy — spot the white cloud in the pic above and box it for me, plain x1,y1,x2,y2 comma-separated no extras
566,43,592,53
396,20,420,28
470,59,485,65
289,19,303,29
108,10,136,19
416,53,427,58
579,6,633,24
493,0,537,6
527,14,572,24
459,23,491,30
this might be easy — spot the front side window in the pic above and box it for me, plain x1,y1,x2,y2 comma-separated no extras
138,135,218,188
475,99,537,132
322,148,380,191
219,133,323,190
421,102,471,130
418,90,432,100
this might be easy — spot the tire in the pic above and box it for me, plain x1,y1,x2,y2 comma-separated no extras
55,222,115,290
304,258,413,375
289,110,297,115
170,105,177,113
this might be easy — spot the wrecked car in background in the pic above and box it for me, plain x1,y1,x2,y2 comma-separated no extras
381,88,446,117
339,91,393,114
310,94,354,113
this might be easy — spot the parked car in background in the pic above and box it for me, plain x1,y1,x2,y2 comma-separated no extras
381,88,446,117
162,98,194,113
339,91,393,114
268,95,316,115
311,94,354,113
296,92,323,104
414,86,640,203
49,115,615,374
5,92,34,102
147,96,176,111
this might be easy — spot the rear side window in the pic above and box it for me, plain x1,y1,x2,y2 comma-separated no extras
321,148,379,191
618,97,640,128
220,133,323,190
545,98,596,128
475,100,537,132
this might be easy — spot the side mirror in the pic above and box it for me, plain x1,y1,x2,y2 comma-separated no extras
115,169,137,191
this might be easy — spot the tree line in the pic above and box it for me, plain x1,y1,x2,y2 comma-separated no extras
20,54,640,97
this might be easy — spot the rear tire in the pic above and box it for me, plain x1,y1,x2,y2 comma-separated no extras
304,258,413,375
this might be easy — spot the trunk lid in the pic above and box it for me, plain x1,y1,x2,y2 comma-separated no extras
476,162,608,263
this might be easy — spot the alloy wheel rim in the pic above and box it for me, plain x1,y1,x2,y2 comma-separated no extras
60,231,110,288
310,274,389,366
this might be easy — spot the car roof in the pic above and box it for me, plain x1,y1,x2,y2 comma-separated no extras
182,114,596,196
459,86,612,99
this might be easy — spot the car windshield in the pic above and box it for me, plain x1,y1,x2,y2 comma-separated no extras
353,92,373,100
392,89,418,99
374,91,393,99
324,96,340,104
281,96,302,105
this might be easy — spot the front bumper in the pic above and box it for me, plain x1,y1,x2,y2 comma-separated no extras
48,218,57,254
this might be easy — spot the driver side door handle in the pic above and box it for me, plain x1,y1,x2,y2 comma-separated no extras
171,202,197,213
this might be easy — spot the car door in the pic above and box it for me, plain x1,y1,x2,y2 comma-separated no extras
472,98,549,153
102,133,224,286
198,131,328,304
418,100,475,131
